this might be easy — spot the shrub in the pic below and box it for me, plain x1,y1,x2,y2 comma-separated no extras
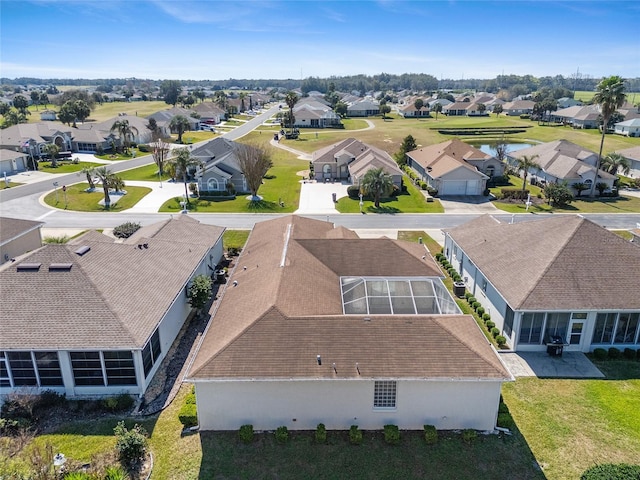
103,393,134,412
496,335,507,346
593,348,608,360
239,424,254,444
476,306,485,316
420,182,427,190
315,423,327,443
486,321,496,330
608,347,621,359
465,292,473,300
178,403,198,428
497,412,515,430
349,425,363,445
275,426,289,444
501,188,529,200
113,421,148,470
423,425,438,445
347,185,361,199
491,327,500,338
113,221,141,239
435,253,444,261
623,348,637,360
461,429,477,444
482,313,491,322
138,144,150,153
580,463,640,479
468,296,476,304
104,466,129,480
452,274,461,282
472,301,480,310
34,390,66,412
383,424,400,445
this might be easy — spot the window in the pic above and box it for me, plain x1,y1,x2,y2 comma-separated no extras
0,353,10,387
142,329,162,377
519,313,545,344
374,381,397,409
593,313,616,344
504,307,514,339
34,352,63,386
7,352,37,386
70,351,104,386
615,313,639,344
104,351,137,386
544,312,570,342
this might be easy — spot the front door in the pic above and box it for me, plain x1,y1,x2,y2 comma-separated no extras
567,319,586,351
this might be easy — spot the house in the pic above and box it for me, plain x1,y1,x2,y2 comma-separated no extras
501,100,535,116
0,216,225,399
398,101,431,118
191,102,225,125
506,140,616,194
614,118,640,137
556,97,582,109
443,215,640,353
87,114,155,145
615,146,640,177
442,102,471,116
187,216,512,431
347,99,380,117
0,217,43,264
148,107,200,134
0,149,31,175
311,138,403,187
0,123,73,159
551,105,600,129
631,227,640,246
39,110,57,121
293,99,343,128
190,137,250,193
405,139,503,195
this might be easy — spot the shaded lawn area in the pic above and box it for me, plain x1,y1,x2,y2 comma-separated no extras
42,183,152,211
336,180,444,214
223,229,250,250
38,162,104,174
117,163,172,182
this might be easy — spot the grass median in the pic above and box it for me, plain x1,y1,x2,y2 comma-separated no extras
43,182,152,212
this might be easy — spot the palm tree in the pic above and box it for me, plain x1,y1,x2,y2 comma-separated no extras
360,167,394,208
168,147,204,206
591,76,626,196
601,152,631,176
516,154,540,192
79,165,96,189
110,119,138,154
169,115,190,144
42,143,60,168
238,92,247,113
431,103,443,120
284,91,299,135
94,166,118,209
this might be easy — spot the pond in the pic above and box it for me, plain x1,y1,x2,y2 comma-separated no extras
473,143,534,157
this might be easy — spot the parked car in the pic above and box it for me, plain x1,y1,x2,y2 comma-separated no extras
200,124,215,132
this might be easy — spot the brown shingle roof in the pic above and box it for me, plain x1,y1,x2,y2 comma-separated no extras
406,138,491,178
446,215,640,310
188,216,510,381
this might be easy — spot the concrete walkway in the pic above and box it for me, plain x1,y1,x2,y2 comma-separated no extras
499,351,604,378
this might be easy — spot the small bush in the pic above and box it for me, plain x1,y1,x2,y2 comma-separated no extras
496,335,507,347
452,274,461,282
482,313,491,322
491,327,500,338
497,412,515,430
468,296,476,304
315,423,327,443
239,424,254,444
138,144,150,153
623,348,637,360
34,390,66,412
178,403,198,428
185,392,196,404
580,463,640,479
476,306,485,316
593,348,608,360
113,221,141,239
423,425,438,445
347,185,361,199
349,425,363,445
114,421,148,470
103,393,134,412
472,301,480,310
465,292,473,300
275,426,289,444
104,466,129,480
461,429,477,444
608,347,621,359
501,188,530,200
486,321,496,330
383,424,400,445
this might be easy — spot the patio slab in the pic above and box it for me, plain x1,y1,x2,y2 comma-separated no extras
499,351,604,379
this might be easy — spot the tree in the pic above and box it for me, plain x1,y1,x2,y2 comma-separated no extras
72,99,91,124
146,117,161,141
42,143,60,167
213,90,228,111
1,108,28,127
12,95,29,114
284,91,299,134
595,182,609,196
58,101,76,126
30,91,40,109
160,80,181,106
492,137,510,163
94,166,121,209
601,152,631,175
57,89,95,110
477,103,486,115
414,98,424,112
239,92,247,112
79,165,96,189
168,147,204,205
334,101,348,117
235,142,273,201
380,104,391,119
152,137,170,176
394,134,417,166
0,103,10,116
193,88,205,103
187,274,213,312
493,104,503,116
572,182,589,197
544,182,573,206
431,102,443,120
591,75,626,196
114,421,148,472
39,92,49,108
111,119,138,153
360,167,394,208
169,115,190,143
516,154,540,192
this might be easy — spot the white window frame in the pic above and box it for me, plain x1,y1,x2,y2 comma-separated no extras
373,380,397,410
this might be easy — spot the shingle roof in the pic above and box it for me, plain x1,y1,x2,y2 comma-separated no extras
0,217,43,245
312,138,402,177
445,215,640,310
616,145,640,161
0,217,224,350
188,216,510,381
406,139,491,178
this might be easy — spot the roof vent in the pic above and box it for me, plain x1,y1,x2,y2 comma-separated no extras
17,262,41,271
363,317,371,322
49,263,72,271
143,243,148,249
316,355,322,366
74,246,90,256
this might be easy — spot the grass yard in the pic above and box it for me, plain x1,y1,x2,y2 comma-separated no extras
223,229,250,250
42,183,152,212
0,181,22,189
38,161,104,174
28,101,168,124
336,180,444,214
116,164,171,182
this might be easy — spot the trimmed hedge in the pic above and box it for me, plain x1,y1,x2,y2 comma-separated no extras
496,335,507,347
178,403,198,428
623,348,637,360
383,424,400,445
486,321,496,330
593,348,608,360
315,423,327,443
349,425,363,445
580,463,640,479
608,347,621,359
491,327,500,338
239,424,254,444
275,426,289,444
424,425,438,445
482,313,491,322
476,306,485,316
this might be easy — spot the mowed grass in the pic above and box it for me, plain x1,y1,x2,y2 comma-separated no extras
116,163,172,182
0,182,22,189
336,179,444,213
223,229,250,250
42,182,152,211
38,161,104,174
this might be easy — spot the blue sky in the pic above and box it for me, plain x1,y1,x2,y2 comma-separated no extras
1,0,638,80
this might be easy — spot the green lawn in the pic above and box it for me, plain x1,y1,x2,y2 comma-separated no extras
0,181,22,189
95,149,153,161
28,101,168,124
116,163,171,182
42,183,152,212
223,230,250,250
38,161,104,174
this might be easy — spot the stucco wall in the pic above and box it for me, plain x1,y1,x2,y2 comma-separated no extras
195,379,502,431
0,229,42,264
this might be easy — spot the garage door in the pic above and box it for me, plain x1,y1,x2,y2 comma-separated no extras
441,181,467,195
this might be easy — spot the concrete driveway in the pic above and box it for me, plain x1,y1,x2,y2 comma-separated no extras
438,195,499,213
295,181,350,214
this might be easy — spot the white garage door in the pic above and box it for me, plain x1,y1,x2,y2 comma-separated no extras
441,180,467,195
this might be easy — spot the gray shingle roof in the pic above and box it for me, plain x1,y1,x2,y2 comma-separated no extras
0,217,43,245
